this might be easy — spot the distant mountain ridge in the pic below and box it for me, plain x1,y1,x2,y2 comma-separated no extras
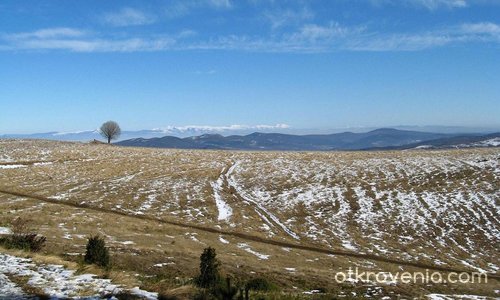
116,128,499,151
0,124,292,141
3,125,499,142
374,132,500,150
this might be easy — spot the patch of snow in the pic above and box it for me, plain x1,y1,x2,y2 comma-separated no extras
33,162,53,166
342,241,358,251
237,243,270,260
0,165,26,169
0,227,12,235
153,262,175,267
415,145,433,149
0,273,26,299
0,253,140,298
460,260,488,273
219,236,230,244
138,194,158,212
211,167,233,221
476,138,500,147
227,161,300,240
130,287,158,300
303,289,323,294
427,294,489,300
119,241,135,245
50,193,69,201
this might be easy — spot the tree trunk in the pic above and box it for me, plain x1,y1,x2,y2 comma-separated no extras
107,137,111,144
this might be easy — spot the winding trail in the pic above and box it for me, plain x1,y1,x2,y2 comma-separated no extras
0,187,499,280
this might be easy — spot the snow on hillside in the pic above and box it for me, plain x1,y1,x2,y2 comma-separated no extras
0,253,157,299
476,137,500,147
0,139,499,276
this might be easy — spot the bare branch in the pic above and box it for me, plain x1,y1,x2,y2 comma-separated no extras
99,121,121,144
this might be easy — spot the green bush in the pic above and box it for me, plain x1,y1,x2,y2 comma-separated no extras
197,247,220,288
0,217,46,252
84,235,110,268
245,277,275,292
0,233,46,252
212,277,239,300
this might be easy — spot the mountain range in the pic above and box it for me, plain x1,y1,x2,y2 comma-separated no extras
0,124,295,141
3,125,499,142
2,128,498,151
116,128,500,151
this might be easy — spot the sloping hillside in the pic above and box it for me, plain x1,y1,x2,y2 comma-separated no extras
0,139,498,298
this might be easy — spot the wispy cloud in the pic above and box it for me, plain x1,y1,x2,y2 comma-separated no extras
288,23,355,42
2,22,499,53
102,7,155,27
165,0,232,19
369,0,467,10
348,33,452,51
411,0,467,9
264,7,314,30
192,69,217,75
207,0,232,9
7,28,86,39
153,124,290,134
460,22,500,34
348,22,500,51
2,28,174,52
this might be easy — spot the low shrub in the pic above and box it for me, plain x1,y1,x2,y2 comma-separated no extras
11,217,32,235
212,277,238,300
0,233,46,252
245,277,276,292
84,235,110,268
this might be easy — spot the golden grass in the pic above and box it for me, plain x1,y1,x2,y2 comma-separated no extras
0,139,499,297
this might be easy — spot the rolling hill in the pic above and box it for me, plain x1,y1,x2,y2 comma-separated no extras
0,139,498,298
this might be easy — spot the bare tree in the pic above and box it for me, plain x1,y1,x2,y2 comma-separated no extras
99,121,121,144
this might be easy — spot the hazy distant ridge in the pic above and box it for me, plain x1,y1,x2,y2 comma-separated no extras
116,128,499,150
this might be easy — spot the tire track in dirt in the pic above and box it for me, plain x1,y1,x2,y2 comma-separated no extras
224,161,301,240
0,160,56,166
0,187,498,280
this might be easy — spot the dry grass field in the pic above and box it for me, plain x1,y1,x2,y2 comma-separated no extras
0,139,499,298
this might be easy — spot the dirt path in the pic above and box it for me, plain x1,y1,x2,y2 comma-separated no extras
0,187,498,280
224,161,301,240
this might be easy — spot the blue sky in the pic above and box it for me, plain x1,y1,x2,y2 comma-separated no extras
1,0,499,134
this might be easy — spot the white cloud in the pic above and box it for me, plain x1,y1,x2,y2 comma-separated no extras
165,0,232,18
7,28,86,39
264,7,314,29
177,29,198,39
153,124,290,134
460,22,500,34
410,0,467,9
2,28,175,52
369,0,467,9
348,33,452,51
2,22,499,53
348,22,500,51
289,23,353,42
207,0,232,9
102,7,155,27
193,69,217,75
